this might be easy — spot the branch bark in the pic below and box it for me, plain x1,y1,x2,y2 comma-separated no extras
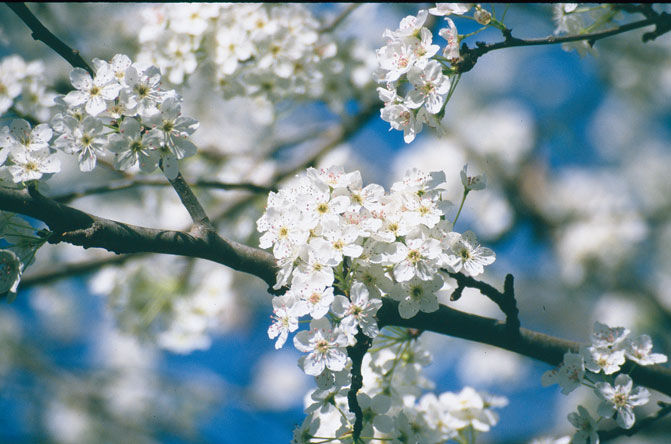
0,186,278,288
5,2,94,75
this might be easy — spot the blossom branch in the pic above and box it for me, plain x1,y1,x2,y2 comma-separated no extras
455,13,671,74
51,178,274,204
5,2,94,75
376,299,671,398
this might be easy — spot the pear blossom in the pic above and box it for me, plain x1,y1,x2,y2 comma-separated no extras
268,294,306,349
596,374,649,429
8,148,60,183
581,345,625,375
107,117,162,171
623,334,668,366
63,66,121,116
405,60,451,114
429,3,473,16
2,119,52,152
54,116,107,171
591,322,630,349
567,406,599,444
439,17,460,61
332,282,382,339
146,96,199,160
541,352,585,394
389,275,442,319
294,318,349,376
444,231,496,276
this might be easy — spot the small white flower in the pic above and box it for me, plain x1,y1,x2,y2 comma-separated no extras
380,103,423,143
624,334,668,366
460,164,487,191
541,352,585,394
268,294,306,349
389,275,442,319
595,373,649,429
146,96,199,160
405,60,451,114
445,231,495,276
293,318,349,376
8,148,60,183
591,322,630,349
581,345,625,375
1,119,52,153
429,3,473,16
332,282,382,339
107,117,162,171
63,66,121,116
439,17,460,61
567,405,599,444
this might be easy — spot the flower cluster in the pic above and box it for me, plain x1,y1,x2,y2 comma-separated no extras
50,54,199,178
0,54,55,121
292,328,507,443
375,5,473,143
258,166,497,440
90,257,239,354
542,322,665,437
135,4,343,104
0,119,60,183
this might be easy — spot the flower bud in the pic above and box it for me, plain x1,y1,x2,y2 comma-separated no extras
474,6,492,25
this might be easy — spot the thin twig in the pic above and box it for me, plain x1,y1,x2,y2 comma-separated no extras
5,2,94,75
319,3,361,33
163,169,215,233
456,14,670,73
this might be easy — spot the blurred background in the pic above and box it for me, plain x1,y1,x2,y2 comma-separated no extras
1,3,670,443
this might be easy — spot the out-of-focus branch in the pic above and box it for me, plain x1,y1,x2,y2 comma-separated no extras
0,186,278,287
455,13,671,74
5,2,94,75
52,178,274,204
319,3,361,33
18,253,142,290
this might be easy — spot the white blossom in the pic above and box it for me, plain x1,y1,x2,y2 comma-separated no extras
595,373,650,429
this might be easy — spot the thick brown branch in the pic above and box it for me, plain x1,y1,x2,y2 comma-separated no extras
376,300,671,398
0,187,278,287
5,2,94,75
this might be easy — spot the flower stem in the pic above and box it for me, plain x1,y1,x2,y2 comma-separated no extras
452,189,470,228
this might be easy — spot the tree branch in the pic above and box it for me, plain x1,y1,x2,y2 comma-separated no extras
5,2,94,75
18,253,142,290
455,14,671,74
0,186,278,287
319,3,361,33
